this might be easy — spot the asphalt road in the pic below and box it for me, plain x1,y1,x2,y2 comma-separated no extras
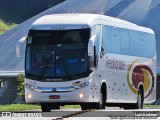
0,107,159,120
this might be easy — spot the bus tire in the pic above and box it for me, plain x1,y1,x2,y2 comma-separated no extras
99,91,106,109
123,90,144,110
95,91,105,109
41,103,51,112
134,89,143,109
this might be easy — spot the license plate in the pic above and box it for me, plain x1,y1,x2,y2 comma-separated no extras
49,95,60,99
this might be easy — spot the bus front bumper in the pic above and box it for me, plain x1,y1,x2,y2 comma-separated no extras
25,86,92,103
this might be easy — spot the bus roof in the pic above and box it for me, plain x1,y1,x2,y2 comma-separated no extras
31,14,154,34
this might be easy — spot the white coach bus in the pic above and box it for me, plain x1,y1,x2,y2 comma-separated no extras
19,14,156,111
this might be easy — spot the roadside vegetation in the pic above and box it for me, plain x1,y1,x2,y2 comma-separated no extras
0,104,159,111
144,104,160,109
0,104,81,111
0,0,65,35
61,105,81,109
17,74,25,102
0,104,40,112
0,20,17,35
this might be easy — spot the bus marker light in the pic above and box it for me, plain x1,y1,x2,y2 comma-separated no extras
72,81,81,85
49,95,60,99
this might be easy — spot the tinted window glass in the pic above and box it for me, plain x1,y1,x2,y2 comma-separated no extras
139,33,148,57
129,30,139,56
120,29,130,55
147,34,156,57
102,26,111,53
26,29,90,81
111,27,121,54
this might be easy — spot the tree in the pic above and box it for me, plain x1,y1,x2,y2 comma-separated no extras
17,74,25,102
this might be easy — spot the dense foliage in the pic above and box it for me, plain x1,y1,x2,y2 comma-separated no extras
0,20,16,35
17,74,25,102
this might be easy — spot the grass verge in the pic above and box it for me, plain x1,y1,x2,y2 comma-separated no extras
0,104,81,112
143,104,160,109
0,104,40,112
0,104,158,111
61,105,81,109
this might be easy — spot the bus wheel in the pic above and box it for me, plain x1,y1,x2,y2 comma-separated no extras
94,91,105,109
41,103,51,112
135,89,143,109
99,91,106,109
123,89,143,110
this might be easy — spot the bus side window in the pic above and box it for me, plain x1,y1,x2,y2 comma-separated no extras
139,33,148,57
102,25,111,53
129,30,139,56
111,27,121,54
147,34,156,57
120,29,130,55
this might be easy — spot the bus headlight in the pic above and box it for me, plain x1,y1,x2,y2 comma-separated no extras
79,82,89,88
79,93,84,98
74,82,89,89
27,94,32,99
25,83,37,90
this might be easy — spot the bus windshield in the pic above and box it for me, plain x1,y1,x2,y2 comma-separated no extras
25,29,90,81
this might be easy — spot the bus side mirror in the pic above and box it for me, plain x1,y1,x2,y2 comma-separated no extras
16,37,27,57
88,35,96,56
88,35,97,68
